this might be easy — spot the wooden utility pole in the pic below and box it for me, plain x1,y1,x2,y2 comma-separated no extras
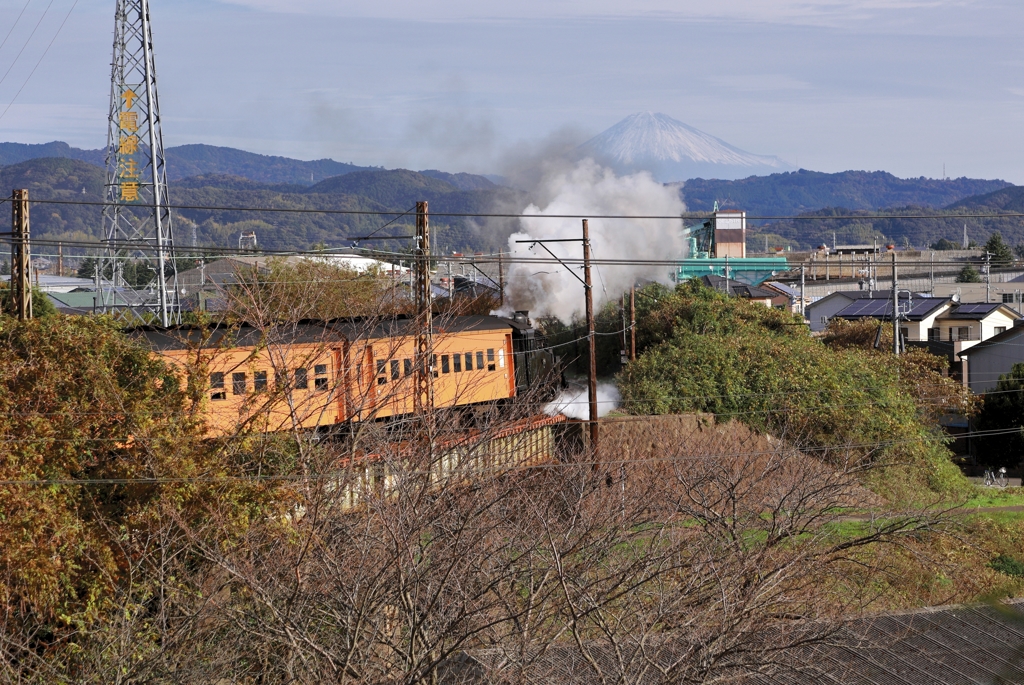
10,189,32,320
629,286,636,361
582,219,598,459
892,251,899,355
414,201,433,414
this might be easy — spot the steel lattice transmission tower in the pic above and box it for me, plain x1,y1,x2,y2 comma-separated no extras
99,0,178,325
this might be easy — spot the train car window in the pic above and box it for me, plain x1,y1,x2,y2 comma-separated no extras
476,351,484,371
294,368,309,390
487,349,496,371
390,360,400,381
232,372,247,395
404,358,412,377
254,370,268,392
453,353,462,372
314,364,329,391
441,355,450,373
464,352,473,371
210,372,226,400
376,360,386,385
498,348,505,368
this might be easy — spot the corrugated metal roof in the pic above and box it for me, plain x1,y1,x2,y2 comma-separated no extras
448,601,1024,685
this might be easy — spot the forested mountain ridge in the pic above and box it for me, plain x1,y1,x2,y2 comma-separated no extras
682,169,1011,217
3,152,1018,256
946,185,1024,213
754,192,1024,252
0,141,502,188
0,158,522,255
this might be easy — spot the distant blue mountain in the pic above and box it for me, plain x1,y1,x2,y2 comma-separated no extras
0,141,381,185
0,141,105,168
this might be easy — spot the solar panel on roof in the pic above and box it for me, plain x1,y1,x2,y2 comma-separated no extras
954,304,997,314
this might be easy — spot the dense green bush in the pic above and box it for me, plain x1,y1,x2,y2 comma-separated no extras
618,280,967,495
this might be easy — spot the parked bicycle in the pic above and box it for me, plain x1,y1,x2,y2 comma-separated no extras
983,467,1008,488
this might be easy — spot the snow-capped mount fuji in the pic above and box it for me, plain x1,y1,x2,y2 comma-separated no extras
577,112,793,182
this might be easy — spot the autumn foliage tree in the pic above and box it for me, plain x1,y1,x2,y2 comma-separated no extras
0,314,284,669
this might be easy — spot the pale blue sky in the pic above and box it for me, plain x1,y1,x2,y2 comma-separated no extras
0,0,1021,181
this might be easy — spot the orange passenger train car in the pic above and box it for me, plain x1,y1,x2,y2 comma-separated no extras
134,315,539,438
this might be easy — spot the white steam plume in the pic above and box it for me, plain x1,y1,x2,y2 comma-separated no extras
504,159,686,322
544,383,622,420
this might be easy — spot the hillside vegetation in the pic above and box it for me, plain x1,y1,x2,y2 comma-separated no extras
757,202,1024,251
0,158,521,255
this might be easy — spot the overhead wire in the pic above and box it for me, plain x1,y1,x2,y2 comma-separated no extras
0,0,33,56
3,195,1024,221
0,0,80,123
0,0,55,92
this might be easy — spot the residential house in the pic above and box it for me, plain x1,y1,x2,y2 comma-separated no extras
934,273,1024,315
932,302,1018,343
958,322,1024,394
699,275,776,306
759,281,801,311
832,297,952,341
805,290,885,332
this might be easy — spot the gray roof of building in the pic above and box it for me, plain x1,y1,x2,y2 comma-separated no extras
130,315,515,352
835,297,950,321
701,275,777,300
806,290,882,309
448,600,1024,684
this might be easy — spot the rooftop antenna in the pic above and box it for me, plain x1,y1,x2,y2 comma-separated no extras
99,0,178,326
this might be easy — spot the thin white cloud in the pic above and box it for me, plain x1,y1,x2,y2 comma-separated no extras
215,0,976,26
716,74,814,93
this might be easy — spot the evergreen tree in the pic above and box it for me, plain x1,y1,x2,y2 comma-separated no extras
956,265,982,283
985,232,1014,266
930,238,959,251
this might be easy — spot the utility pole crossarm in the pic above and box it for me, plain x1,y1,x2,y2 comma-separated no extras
514,239,589,287
467,262,500,289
